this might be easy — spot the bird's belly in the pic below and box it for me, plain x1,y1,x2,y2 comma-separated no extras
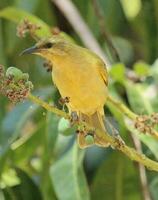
52,65,107,115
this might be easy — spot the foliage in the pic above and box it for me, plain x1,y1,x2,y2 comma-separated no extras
0,0,158,200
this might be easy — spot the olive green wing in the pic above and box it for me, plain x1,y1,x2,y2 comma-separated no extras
83,47,108,86
98,61,108,86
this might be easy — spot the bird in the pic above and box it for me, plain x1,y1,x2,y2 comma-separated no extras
21,36,109,148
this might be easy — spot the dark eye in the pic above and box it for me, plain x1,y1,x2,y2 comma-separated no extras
44,42,53,48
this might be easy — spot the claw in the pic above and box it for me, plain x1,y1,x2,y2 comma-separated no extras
58,96,70,105
70,111,79,124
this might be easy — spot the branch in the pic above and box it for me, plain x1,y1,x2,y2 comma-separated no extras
28,93,68,119
107,95,137,119
131,134,151,200
28,93,158,172
107,95,158,140
2,66,158,171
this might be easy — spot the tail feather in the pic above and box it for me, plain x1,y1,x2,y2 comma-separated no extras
77,110,109,148
90,110,105,132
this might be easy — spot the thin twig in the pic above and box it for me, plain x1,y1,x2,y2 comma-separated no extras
52,0,111,67
28,93,68,119
107,95,137,120
28,93,158,172
107,95,158,140
131,133,151,200
92,0,121,62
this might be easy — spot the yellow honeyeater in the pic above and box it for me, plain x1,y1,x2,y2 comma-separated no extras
22,36,109,148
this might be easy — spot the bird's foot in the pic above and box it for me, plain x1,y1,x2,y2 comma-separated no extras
58,96,70,105
70,111,79,125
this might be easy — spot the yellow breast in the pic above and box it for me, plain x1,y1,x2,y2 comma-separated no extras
51,55,107,115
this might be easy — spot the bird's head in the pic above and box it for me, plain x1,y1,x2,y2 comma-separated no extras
20,36,71,60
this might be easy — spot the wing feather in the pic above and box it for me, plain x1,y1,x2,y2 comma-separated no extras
98,61,108,86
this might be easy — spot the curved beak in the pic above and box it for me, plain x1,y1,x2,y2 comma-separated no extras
20,45,39,56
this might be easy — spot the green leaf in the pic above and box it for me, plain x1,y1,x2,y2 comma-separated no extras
14,168,42,200
133,61,150,77
120,0,142,19
41,113,60,200
2,87,52,143
2,168,42,200
110,63,125,84
0,88,52,174
46,112,60,153
58,118,70,133
0,100,38,175
50,143,90,200
2,102,38,144
137,133,158,160
0,189,5,200
53,134,74,158
41,175,57,200
11,121,45,164
150,176,158,200
0,168,20,188
0,7,51,38
0,7,73,43
58,118,76,136
125,81,153,114
112,37,134,64
139,135,158,161
91,151,141,200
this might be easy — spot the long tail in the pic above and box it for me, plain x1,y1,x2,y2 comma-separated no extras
77,110,109,148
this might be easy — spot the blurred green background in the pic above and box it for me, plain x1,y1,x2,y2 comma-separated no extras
0,0,158,199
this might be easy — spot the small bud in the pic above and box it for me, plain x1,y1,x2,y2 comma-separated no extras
6,67,23,81
25,81,33,90
151,113,158,126
21,73,29,81
51,27,61,35
1,66,33,103
85,134,94,145
16,19,41,39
